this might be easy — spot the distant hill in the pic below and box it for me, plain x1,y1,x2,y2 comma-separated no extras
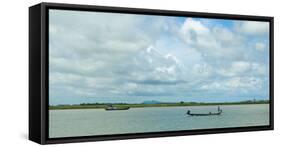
142,100,162,104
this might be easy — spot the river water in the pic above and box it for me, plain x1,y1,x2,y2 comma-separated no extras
49,104,269,138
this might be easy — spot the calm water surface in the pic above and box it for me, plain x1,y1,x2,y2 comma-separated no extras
49,104,269,138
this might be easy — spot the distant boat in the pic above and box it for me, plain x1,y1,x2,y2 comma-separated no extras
186,106,222,116
105,105,130,111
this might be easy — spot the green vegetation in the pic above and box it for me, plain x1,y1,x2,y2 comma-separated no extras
49,99,270,110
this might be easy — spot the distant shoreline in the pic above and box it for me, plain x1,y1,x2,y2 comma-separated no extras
49,100,269,110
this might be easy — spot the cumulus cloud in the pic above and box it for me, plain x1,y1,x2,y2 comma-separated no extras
200,77,265,91
235,21,269,35
49,10,270,105
180,18,245,63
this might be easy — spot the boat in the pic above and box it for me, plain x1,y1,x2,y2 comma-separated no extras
105,105,130,111
186,106,222,116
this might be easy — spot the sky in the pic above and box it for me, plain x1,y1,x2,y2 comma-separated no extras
49,9,270,105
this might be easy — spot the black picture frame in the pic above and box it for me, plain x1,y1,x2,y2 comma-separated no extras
29,2,274,144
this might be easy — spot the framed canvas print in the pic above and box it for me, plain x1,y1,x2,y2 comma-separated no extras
29,2,274,144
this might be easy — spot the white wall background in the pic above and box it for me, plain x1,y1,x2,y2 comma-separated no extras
0,0,279,146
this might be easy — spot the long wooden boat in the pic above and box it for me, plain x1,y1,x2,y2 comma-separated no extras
187,106,222,116
105,105,130,111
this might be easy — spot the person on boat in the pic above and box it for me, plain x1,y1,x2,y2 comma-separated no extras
218,106,222,112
